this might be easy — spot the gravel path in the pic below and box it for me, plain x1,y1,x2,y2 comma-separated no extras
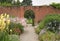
20,24,39,41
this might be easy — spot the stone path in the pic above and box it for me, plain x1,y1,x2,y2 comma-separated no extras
20,24,39,41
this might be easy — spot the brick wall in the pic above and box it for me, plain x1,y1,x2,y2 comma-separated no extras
0,6,60,23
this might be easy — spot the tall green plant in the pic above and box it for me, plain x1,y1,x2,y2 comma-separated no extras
0,31,9,41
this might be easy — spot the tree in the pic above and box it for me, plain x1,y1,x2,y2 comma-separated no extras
12,0,20,6
0,0,13,6
0,0,12,3
16,0,21,6
50,2,60,9
12,0,21,6
24,10,35,26
21,0,32,6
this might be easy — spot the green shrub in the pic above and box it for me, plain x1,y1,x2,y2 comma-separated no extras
16,23,24,33
39,31,60,41
36,14,60,34
9,35,20,41
55,34,60,41
39,31,55,41
9,22,24,35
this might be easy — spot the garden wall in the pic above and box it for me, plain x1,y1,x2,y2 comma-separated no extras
0,6,60,23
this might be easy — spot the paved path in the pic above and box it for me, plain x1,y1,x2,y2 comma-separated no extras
20,24,39,41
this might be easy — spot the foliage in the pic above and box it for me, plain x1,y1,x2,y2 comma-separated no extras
24,10,35,26
36,14,60,34
0,0,32,6
24,10,35,19
21,0,32,6
0,13,10,41
12,0,21,6
0,13,21,41
55,34,60,40
39,31,60,41
50,2,60,9
0,0,12,6
9,35,20,41
14,23,24,33
39,31,55,41
27,19,32,24
9,22,24,35
16,0,21,6
0,31,10,41
0,32,20,41
0,2,12,6
0,0,21,6
0,13,10,31
0,0,12,3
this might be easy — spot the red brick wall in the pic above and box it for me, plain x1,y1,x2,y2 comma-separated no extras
0,6,60,23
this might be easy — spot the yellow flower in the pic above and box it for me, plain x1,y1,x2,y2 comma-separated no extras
1,15,4,19
0,13,10,31
0,27,2,30
4,13,7,17
7,15,9,18
0,19,2,24
6,19,10,25
1,14,3,16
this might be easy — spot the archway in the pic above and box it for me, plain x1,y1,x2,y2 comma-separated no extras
24,10,35,26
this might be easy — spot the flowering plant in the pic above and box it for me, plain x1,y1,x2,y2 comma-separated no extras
0,13,10,31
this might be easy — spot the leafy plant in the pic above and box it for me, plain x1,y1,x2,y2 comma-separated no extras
27,19,32,24
9,22,24,35
0,13,11,41
39,31,60,41
50,2,60,9
0,31,10,41
36,14,60,34
9,35,20,41
39,31,55,41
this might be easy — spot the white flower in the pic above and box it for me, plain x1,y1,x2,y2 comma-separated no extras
10,29,12,32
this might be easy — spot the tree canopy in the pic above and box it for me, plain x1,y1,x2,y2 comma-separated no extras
0,0,32,6
50,2,60,9
21,0,32,6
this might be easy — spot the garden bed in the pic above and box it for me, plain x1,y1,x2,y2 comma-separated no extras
35,14,60,41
